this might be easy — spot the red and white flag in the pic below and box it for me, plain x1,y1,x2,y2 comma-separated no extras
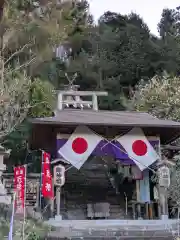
14,166,26,215
41,152,54,199
117,127,159,171
58,125,103,169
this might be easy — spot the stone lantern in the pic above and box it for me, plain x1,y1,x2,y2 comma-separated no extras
0,145,11,204
157,156,174,220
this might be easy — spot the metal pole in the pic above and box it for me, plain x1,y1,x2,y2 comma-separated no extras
50,181,54,218
178,207,180,237
124,192,127,216
158,139,163,219
56,187,61,216
39,150,44,211
22,165,27,240
8,192,16,240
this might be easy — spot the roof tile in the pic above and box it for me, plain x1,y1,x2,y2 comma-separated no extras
30,109,180,128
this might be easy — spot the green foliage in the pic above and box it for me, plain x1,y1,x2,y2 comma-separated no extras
123,74,180,121
158,8,180,38
4,1,180,167
0,70,31,140
122,73,180,205
0,202,50,240
167,156,180,206
1,0,75,77
4,78,56,168
30,78,56,118
60,9,180,110
0,0,74,166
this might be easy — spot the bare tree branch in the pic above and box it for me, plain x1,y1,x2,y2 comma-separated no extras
11,57,37,73
4,44,31,66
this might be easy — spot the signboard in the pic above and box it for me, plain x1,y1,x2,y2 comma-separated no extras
3,177,38,206
54,164,65,186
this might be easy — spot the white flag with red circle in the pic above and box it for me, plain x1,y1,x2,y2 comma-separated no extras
58,125,103,169
117,127,159,171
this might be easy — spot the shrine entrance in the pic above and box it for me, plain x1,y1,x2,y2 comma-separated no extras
29,80,180,223
57,156,138,220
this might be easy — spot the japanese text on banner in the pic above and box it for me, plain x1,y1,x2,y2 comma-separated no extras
14,166,26,214
41,152,54,199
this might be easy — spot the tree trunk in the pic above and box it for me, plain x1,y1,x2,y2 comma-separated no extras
0,0,4,22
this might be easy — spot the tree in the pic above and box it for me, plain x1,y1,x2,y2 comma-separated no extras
3,78,56,169
157,8,180,74
64,11,167,110
0,71,31,140
0,0,76,167
1,0,75,74
122,74,180,121
31,0,93,87
0,0,76,140
122,74,180,210
168,156,180,209
158,8,180,38
29,78,56,118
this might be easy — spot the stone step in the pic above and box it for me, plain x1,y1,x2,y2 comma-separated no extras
45,228,175,239
44,219,180,239
45,238,173,240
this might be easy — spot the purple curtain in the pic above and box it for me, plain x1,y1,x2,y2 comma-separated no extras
56,139,159,165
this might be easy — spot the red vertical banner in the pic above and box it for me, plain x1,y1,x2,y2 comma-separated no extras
41,152,54,199
14,166,26,214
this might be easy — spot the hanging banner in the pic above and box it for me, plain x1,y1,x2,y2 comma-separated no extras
131,166,143,180
14,166,26,214
140,169,150,202
41,152,54,199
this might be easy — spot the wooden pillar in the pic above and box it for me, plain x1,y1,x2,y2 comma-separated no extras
92,94,98,110
145,202,149,219
136,180,140,201
136,180,141,219
132,203,136,219
58,93,63,110
137,203,141,219
160,187,169,218
157,199,161,219
35,182,40,209
158,163,171,220
149,202,153,219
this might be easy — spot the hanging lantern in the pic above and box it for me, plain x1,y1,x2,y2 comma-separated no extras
158,165,170,188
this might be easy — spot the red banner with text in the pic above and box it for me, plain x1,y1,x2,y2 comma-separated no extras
14,166,26,214
41,152,54,199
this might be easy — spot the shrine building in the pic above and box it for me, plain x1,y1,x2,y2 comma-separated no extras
29,84,180,222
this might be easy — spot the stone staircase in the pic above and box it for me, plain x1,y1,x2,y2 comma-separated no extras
58,157,130,220
46,157,176,239
45,219,178,239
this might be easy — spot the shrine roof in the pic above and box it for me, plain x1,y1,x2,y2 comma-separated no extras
30,109,180,128
29,110,180,144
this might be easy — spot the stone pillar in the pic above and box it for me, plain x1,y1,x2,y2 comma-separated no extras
157,160,172,220
0,146,11,204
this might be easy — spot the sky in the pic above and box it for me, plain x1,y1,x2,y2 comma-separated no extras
88,0,180,35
